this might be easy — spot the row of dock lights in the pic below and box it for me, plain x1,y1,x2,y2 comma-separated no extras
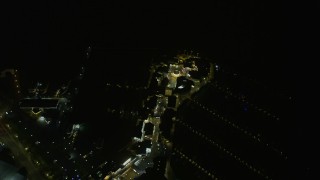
106,83,147,90
210,81,280,121
175,119,271,179
216,64,291,102
174,148,218,180
189,98,287,160
13,69,20,94
106,108,139,117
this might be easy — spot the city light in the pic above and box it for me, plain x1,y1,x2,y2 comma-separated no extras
38,116,45,122
122,158,131,166
0,50,289,180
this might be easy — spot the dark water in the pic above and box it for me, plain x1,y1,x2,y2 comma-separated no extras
71,49,159,157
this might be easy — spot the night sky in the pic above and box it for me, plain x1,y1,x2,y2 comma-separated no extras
4,1,292,88
2,0,310,178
